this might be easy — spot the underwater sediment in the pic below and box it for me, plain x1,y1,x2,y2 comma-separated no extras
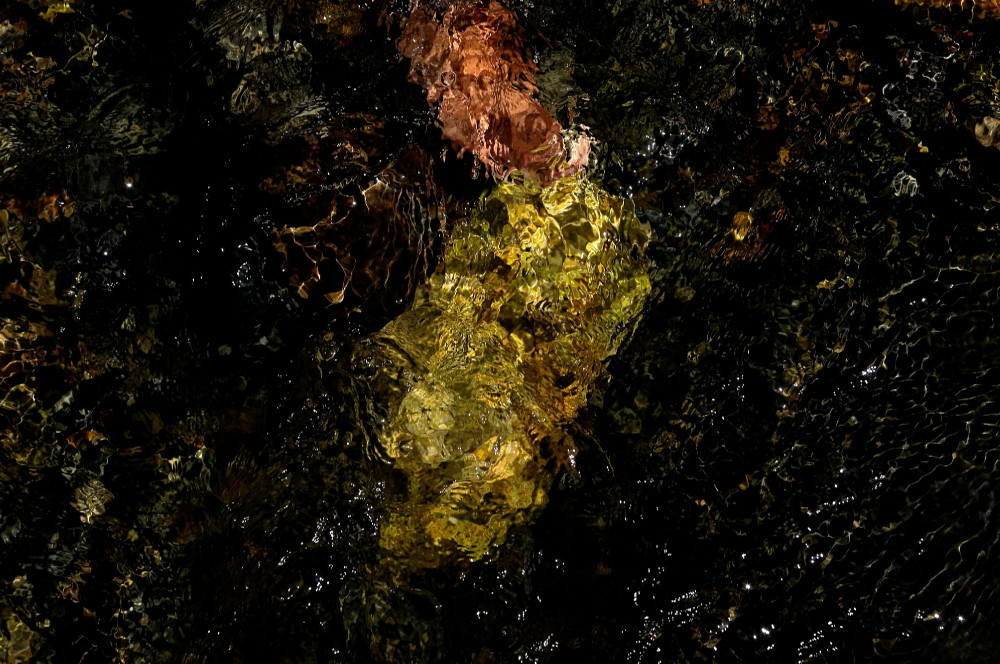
893,0,1000,17
262,115,446,317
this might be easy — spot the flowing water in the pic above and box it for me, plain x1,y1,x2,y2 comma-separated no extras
2,0,1000,662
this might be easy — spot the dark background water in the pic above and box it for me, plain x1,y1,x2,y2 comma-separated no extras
2,0,1000,662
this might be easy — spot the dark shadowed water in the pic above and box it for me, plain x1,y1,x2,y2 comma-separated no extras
2,0,1000,662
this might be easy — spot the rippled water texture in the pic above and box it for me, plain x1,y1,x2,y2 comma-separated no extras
3,0,1000,662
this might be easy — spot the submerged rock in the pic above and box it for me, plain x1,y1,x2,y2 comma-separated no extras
397,0,590,185
351,175,651,576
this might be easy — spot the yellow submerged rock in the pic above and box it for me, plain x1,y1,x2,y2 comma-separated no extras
354,175,651,575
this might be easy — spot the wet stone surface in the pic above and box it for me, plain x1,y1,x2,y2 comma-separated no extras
2,0,1000,663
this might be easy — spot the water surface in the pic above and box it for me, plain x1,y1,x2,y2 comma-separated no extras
2,0,999,662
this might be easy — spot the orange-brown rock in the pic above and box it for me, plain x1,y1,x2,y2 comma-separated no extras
397,1,589,185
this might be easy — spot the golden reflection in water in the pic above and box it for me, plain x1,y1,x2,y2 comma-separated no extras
893,0,1000,16
353,175,651,576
